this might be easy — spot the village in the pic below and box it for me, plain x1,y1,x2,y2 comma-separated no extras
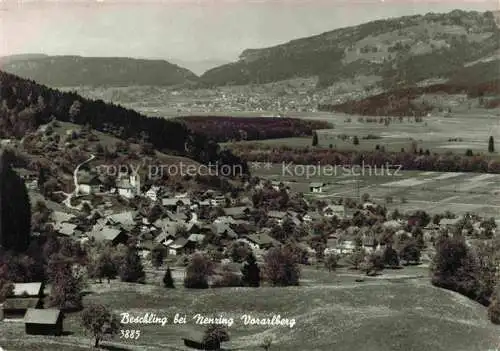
1,148,497,346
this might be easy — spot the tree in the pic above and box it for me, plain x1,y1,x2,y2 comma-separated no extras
488,286,500,324
347,248,365,270
362,252,385,276
399,238,421,265
324,253,338,272
47,254,84,311
0,150,32,252
163,267,175,288
382,246,400,268
228,241,252,263
69,100,82,123
203,324,230,348
151,246,165,268
489,136,495,153
95,247,118,283
184,253,213,289
81,304,121,348
0,263,14,302
430,236,483,303
119,247,145,283
241,252,260,287
353,136,359,145
260,336,273,350
263,246,300,286
312,132,318,146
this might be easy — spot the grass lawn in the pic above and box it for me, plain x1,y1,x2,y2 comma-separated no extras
1,266,497,351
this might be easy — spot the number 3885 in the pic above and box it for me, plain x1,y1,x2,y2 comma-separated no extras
120,329,141,339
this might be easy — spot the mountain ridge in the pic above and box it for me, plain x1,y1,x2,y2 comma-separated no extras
200,10,500,89
0,55,199,87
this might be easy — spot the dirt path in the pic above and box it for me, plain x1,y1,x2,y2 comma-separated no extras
53,154,95,210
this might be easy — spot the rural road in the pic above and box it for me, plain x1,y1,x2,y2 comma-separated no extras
54,154,95,210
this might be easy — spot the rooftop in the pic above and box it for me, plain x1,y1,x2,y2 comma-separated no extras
24,308,61,324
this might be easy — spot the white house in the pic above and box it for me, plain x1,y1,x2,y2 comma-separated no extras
145,186,160,202
116,173,141,199
210,196,226,207
309,182,324,193
271,181,281,191
78,174,102,195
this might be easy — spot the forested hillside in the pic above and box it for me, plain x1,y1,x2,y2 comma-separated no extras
0,71,248,173
200,10,500,89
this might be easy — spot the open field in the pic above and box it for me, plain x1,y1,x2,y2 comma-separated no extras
251,165,500,216
0,266,498,351
223,110,500,157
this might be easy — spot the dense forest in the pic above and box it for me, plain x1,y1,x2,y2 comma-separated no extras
175,116,333,142
0,71,248,174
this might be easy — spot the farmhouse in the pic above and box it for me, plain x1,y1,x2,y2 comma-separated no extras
267,211,287,225
309,182,324,193
302,212,321,222
241,233,278,250
24,308,63,336
106,211,137,231
271,181,282,191
210,195,226,207
187,234,205,245
87,227,129,246
439,217,462,228
116,173,141,199
223,206,251,220
1,282,44,320
155,232,176,247
162,198,191,212
323,205,345,218
54,222,78,237
145,185,161,201
167,237,196,256
78,173,102,195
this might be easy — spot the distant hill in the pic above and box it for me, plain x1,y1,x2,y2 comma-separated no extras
200,10,500,90
0,55,199,87
169,58,232,76
319,60,500,116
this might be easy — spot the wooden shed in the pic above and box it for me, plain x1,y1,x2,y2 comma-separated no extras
24,308,63,336
182,331,221,350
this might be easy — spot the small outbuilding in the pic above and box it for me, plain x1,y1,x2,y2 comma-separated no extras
182,330,221,350
24,308,63,336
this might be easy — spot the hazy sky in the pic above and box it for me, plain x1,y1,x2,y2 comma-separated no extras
0,0,498,62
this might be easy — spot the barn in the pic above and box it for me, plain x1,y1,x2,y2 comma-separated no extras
1,298,43,320
24,308,64,336
1,282,44,320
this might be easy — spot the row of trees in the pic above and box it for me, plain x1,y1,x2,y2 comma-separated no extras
232,143,500,173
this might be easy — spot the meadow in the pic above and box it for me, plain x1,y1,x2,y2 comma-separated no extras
0,266,498,351
222,109,500,157
250,165,500,217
